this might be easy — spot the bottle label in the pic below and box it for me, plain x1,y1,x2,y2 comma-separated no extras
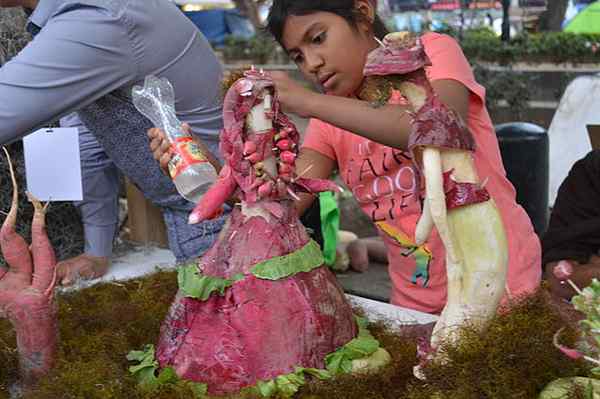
168,136,210,179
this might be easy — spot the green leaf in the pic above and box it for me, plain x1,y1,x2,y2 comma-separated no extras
298,367,332,380
540,377,600,399
157,367,178,385
355,316,369,331
128,362,155,375
256,379,277,397
187,381,209,398
134,367,160,390
343,336,380,359
126,344,155,363
325,350,344,375
178,263,244,300
274,372,305,397
127,345,161,390
127,345,158,374
586,380,595,399
325,317,380,374
251,240,324,280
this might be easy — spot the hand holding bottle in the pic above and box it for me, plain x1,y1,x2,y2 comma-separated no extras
148,123,220,177
133,75,218,203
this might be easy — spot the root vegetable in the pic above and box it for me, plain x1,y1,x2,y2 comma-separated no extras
278,162,292,174
0,147,58,385
278,129,289,139
243,141,257,155
257,180,274,198
188,165,237,224
245,152,262,164
1,148,33,280
362,33,509,370
153,69,379,396
275,139,293,151
279,150,296,164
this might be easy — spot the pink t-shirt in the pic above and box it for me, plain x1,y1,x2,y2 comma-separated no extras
302,32,541,314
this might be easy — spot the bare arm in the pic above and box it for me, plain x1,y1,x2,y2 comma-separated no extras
304,94,413,149
271,72,470,151
431,79,470,124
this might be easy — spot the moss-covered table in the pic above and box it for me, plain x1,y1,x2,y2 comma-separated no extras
0,250,588,399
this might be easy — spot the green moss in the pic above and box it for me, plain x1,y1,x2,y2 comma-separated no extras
0,272,590,399
0,319,18,399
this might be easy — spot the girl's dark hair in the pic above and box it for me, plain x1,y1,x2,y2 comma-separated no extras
266,0,388,46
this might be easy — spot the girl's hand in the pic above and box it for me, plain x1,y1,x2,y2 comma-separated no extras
270,71,316,118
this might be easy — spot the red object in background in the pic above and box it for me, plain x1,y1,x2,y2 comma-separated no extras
469,1,501,9
430,0,461,10
429,0,501,10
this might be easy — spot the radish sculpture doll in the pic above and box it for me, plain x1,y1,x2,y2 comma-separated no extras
136,69,389,397
359,33,508,365
0,148,58,386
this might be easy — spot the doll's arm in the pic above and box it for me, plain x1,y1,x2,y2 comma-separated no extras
421,147,460,264
415,196,433,246
188,165,237,224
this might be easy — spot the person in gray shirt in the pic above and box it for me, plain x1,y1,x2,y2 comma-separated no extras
58,112,120,284
0,0,228,284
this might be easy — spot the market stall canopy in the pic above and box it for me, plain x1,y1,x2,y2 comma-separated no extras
564,1,600,33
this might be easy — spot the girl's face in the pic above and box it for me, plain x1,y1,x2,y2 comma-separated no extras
281,9,378,97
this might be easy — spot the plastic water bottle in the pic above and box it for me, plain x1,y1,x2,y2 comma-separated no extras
132,75,217,203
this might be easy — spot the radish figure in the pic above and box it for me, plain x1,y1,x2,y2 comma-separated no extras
153,69,388,396
360,33,508,369
0,147,58,386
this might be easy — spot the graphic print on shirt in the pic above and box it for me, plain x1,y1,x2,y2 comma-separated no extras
344,139,433,287
377,221,432,286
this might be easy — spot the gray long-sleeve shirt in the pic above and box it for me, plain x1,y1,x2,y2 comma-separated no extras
0,0,228,262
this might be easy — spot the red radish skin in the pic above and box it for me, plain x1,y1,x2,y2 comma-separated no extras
0,147,58,385
189,165,237,224
243,141,257,155
279,151,296,164
27,193,57,294
1,148,33,282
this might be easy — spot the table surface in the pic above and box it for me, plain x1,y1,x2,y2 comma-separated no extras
59,244,436,325
336,262,392,303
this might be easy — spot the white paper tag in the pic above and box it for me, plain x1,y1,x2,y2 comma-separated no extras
23,127,83,201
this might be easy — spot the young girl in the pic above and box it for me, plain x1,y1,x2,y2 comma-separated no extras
264,0,541,314
149,0,541,315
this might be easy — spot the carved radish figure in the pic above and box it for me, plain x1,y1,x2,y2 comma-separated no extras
360,33,508,366
0,147,58,385
152,69,388,396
